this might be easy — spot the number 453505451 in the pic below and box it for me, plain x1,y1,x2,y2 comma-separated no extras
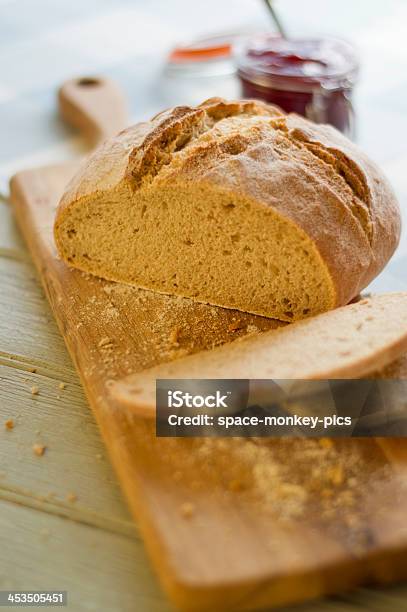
3,591,66,606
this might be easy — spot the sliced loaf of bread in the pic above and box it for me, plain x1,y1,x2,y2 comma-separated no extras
112,293,407,416
54,98,400,322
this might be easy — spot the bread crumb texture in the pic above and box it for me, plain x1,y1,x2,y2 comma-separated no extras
136,434,403,556
54,98,401,322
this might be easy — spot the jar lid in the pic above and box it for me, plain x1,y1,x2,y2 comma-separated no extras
166,33,240,78
237,36,359,92
165,30,268,78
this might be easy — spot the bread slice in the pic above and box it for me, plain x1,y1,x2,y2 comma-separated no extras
54,98,400,322
111,293,407,416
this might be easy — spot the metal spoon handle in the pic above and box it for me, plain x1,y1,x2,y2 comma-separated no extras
262,0,287,38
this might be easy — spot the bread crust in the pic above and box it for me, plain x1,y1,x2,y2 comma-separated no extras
55,98,401,309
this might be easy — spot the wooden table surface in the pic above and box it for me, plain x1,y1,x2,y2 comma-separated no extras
1,1,407,610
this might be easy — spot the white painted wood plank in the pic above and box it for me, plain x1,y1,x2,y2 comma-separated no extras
0,199,26,257
0,193,135,533
0,253,76,375
0,362,135,534
0,498,169,612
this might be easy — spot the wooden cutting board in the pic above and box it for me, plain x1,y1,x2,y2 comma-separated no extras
9,78,407,611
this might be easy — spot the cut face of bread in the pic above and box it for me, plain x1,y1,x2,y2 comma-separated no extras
54,98,401,322
55,180,335,321
111,292,407,417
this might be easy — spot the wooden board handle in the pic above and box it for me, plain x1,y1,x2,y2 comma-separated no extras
58,77,129,148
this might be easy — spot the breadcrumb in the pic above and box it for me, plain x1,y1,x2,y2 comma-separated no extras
4,419,14,430
33,443,46,457
228,478,245,492
228,319,242,332
319,438,334,450
327,465,345,487
31,385,39,395
169,325,181,346
66,492,77,503
58,382,66,390
179,502,195,518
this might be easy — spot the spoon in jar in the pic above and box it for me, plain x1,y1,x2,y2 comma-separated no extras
262,0,287,38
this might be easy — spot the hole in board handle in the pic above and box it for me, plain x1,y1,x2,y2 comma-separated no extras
77,77,101,87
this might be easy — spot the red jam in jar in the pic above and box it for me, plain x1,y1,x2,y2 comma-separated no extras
237,36,359,136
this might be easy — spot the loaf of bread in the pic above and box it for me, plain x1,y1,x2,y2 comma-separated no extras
54,98,401,321
112,293,407,416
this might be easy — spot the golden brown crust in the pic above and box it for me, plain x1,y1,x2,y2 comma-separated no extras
57,98,282,211
55,97,401,311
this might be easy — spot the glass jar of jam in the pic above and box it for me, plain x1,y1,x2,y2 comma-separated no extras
237,36,359,137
